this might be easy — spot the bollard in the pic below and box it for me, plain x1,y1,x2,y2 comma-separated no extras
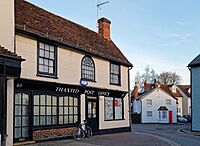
0,134,1,146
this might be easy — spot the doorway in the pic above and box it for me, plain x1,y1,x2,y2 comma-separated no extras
86,96,98,134
14,92,32,142
168,111,172,124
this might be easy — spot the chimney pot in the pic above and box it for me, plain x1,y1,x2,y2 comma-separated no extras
98,17,111,40
133,81,139,99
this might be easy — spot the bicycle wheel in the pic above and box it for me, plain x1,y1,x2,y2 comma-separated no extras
86,126,92,138
73,128,85,141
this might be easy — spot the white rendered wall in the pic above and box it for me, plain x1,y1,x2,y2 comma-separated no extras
141,89,177,123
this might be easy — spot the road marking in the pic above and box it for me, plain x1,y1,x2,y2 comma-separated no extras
134,132,181,146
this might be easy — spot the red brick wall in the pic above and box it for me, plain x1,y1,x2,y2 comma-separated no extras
33,127,75,141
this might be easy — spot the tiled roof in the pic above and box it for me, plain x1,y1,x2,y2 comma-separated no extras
178,85,191,97
15,0,132,67
0,45,24,60
188,54,200,67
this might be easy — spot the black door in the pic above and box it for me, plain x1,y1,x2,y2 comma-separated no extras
86,96,98,134
14,92,32,142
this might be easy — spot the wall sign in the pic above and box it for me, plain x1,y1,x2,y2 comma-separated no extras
15,79,127,98
80,79,88,86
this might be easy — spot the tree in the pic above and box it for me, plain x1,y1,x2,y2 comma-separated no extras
134,66,182,92
159,72,182,84
134,66,159,92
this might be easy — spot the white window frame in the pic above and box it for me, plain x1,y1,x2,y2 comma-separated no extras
146,99,152,106
146,111,153,118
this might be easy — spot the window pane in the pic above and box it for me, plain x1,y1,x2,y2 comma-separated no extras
40,95,45,105
15,128,21,138
34,116,39,126
40,116,46,125
105,97,113,120
47,116,52,125
50,52,54,59
47,107,51,115
49,67,53,74
64,96,69,105
52,96,57,105
22,127,28,137
74,115,78,123
45,51,49,58
45,44,49,51
52,107,57,115
15,117,21,127
52,116,57,125
47,95,51,105
69,97,73,106
69,115,73,123
34,106,39,115
39,49,44,57
22,116,29,126
59,97,63,105
69,107,73,114
64,107,68,114
40,106,45,115
39,65,44,72
22,106,28,115
59,107,63,114
39,43,44,49
50,46,54,52
74,107,78,114
44,59,48,65
15,106,21,115
34,95,39,105
64,116,68,124
59,116,63,124
15,93,21,104
74,98,78,106
114,98,123,119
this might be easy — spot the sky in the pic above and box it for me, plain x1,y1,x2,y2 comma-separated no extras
27,0,200,88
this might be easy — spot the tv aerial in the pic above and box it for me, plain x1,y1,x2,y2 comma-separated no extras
97,0,109,20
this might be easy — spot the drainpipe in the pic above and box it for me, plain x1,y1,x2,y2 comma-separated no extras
128,66,133,132
187,66,192,131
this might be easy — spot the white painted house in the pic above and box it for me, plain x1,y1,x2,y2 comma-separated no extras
132,82,177,124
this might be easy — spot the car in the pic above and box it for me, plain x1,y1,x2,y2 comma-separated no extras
177,115,188,123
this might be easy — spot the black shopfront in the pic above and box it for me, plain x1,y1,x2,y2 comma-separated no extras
14,79,127,142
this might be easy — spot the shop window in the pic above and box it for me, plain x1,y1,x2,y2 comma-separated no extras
104,97,123,121
110,63,120,85
37,42,57,77
33,94,79,127
81,56,95,81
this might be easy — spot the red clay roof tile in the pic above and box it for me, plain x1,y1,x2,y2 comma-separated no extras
15,0,132,66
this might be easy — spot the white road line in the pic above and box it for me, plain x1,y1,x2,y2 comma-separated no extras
134,132,181,146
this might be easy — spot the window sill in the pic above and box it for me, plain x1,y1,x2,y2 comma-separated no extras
104,119,125,121
81,78,96,83
37,73,58,79
110,83,121,86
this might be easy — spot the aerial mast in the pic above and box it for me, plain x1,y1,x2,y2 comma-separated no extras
97,0,109,20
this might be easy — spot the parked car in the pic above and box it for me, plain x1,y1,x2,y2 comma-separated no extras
183,115,191,123
177,115,188,123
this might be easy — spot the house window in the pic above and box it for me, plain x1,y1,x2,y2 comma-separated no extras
166,99,171,106
81,56,95,81
147,111,153,118
110,63,120,85
159,111,168,119
38,42,57,77
33,94,79,126
105,97,123,120
162,111,167,119
146,99,152,106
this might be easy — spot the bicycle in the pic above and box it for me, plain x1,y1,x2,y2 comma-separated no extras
73,120,92,140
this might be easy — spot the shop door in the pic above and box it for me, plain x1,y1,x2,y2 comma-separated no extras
14,92,31,142
168,111,172,124
86,96,98,134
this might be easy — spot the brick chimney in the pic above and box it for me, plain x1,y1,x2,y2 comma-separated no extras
133,81,139,99
98,17,111,40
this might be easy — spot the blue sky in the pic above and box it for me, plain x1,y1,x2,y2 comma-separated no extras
27,0,200,88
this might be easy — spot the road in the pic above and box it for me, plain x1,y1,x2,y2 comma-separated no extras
133,123,200,146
